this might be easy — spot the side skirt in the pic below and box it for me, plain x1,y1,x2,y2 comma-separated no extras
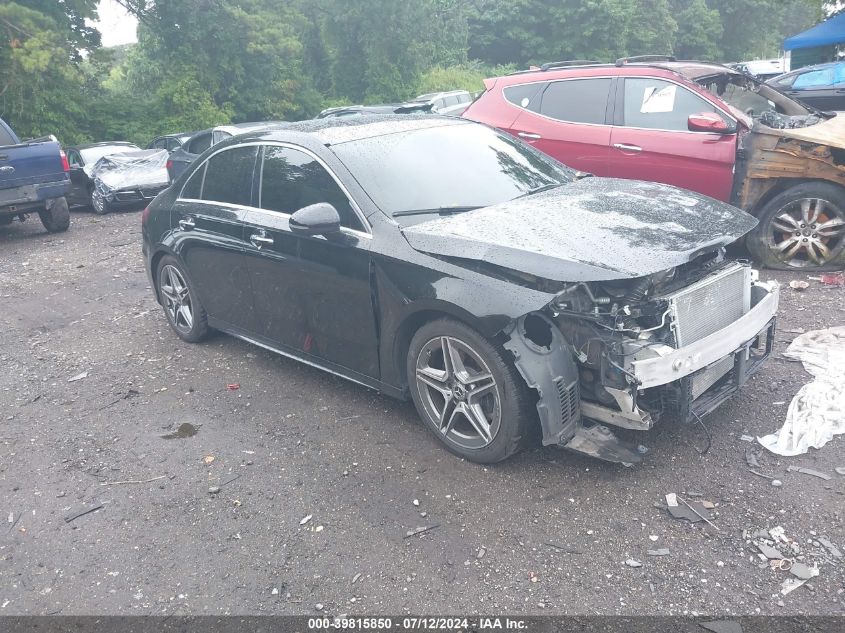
207,317,406,400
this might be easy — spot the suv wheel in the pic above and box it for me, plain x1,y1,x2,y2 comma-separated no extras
38,197,70,233
407,318,535,463
747,182,845,270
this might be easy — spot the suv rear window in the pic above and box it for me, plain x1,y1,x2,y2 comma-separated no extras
539,79,612,124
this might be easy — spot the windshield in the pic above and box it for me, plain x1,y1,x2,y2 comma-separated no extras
81,144,140,164
698,73,812,120
331,122,574,224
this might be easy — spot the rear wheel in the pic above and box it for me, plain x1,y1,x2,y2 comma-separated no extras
407,318,535,463
156,256,209,343
747,182,845,270
38,197,70,233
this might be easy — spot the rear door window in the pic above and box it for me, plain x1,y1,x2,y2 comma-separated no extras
200,146,258,207
259,145,364,231
622,78,721,131
539,78,612,124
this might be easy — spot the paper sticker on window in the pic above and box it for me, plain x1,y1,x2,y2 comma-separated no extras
640,85,676,113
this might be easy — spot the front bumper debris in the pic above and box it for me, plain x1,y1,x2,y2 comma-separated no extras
630,280,779,388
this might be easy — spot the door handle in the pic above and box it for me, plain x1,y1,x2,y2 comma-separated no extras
613,143,643,153
517,131,542,140
178,216,196,230
250,230,274,248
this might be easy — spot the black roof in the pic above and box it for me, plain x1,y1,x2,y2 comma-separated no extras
248,113,466,146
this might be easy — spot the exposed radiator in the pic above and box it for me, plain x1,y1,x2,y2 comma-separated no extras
691,356,734,400
664,264,751,348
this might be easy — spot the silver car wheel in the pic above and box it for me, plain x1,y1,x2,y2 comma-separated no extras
159,264,194,333
414,335,501,450
768,197,845,268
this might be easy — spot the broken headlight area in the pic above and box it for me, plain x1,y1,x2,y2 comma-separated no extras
507,254,780,464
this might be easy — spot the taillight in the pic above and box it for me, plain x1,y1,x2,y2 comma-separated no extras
60,149,70,172
141,205,151,225
166,159,173,171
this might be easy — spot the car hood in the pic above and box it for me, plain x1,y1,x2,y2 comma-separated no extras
767,112,845,149
401,178,757,282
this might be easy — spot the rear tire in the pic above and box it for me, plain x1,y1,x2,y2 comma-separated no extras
407,318,536,463
746,182,845,270
156,255,209,343
38,197,70,233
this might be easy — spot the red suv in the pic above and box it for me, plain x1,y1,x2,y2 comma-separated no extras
463,57,845,270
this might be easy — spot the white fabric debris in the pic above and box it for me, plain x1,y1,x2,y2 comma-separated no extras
758,327,845,456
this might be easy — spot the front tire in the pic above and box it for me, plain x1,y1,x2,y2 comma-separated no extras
747,182,845,270
407,318,535,463
38,197,70,233
156,255,209,343
91,189,110,215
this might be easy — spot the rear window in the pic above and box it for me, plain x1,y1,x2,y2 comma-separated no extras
539,79,612,124
187,133,212,155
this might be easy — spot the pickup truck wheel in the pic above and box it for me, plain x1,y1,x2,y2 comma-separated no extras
156,256,209,343
91,190,110,215
747,182,845,270
407,318,535,464
38,197,70,233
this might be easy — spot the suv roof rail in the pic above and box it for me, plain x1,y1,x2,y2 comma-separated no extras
539,60,604,71
615,55,676,66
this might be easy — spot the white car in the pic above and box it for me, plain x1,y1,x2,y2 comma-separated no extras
412,90,475,116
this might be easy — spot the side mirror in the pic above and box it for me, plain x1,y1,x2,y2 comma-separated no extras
688,112,736,134
289,203,341,236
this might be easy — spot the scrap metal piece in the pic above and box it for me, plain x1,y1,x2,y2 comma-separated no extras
64,503,103,523
790,562,817,580
818,537,842,559
647,549,671,556
756,543,784,560
561,424,642,464
786,465,832,480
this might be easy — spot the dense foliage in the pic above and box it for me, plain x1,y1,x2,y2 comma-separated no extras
0,0,833,146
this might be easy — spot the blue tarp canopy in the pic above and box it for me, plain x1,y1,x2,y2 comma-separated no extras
784,13,845,51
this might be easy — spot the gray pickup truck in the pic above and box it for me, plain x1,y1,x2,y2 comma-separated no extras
0,117,71,233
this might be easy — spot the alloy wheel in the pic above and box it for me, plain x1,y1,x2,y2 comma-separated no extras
159,264,194,333
767,197,845,268
414,335,501,450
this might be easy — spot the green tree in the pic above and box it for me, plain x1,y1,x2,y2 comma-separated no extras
0,2,93,143
672,0,723,60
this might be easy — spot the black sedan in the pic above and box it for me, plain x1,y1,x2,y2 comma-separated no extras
142,116,779,464
66,142,140,209
768,61,845,111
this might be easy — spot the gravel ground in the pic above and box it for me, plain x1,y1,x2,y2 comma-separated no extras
0,211,844,617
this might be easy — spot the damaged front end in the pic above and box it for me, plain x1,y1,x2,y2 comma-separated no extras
504,250,779,464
